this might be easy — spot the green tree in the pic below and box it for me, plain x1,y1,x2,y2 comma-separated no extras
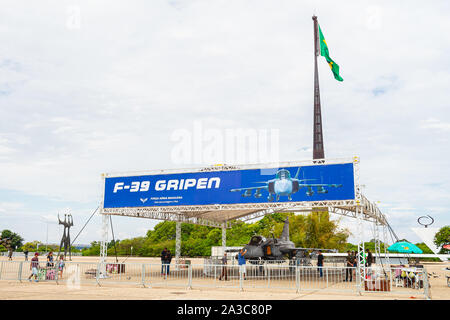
82,241,100,256
1,229,24,249
415,243,433,254
434,226,450,253
147,222,177,242
23,241,38,252
303,211,349,251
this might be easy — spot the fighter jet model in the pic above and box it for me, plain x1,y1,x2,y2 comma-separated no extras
230,167,342,202
226,217,336,263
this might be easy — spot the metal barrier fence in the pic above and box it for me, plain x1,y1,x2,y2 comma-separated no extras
0,252,83,257
387,265,430,298
0,261,430,299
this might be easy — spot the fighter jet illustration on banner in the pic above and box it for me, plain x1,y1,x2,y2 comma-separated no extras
230,167,342,202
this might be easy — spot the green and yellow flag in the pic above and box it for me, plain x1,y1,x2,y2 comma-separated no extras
318,25,343,81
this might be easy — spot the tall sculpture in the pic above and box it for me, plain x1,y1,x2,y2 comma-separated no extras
57,214,74,261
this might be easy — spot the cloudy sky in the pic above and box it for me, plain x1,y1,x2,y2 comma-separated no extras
0,0,449,247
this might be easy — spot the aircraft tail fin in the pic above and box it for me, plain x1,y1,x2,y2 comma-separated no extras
281,217,289,241
294,167,301,179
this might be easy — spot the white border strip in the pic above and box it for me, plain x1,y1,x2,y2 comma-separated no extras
102,157,355,178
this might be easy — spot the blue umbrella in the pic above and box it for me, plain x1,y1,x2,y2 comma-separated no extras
387,241,423,254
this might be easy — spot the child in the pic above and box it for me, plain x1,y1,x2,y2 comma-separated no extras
58,255,65,279
28,253,40,282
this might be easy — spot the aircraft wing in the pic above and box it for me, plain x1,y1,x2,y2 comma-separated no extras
295,247,337,252
282,247,337,254
230,186,268,192
224,248,243,253
298,183,342,187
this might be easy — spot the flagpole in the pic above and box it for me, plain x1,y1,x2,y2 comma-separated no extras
311,15,328,264
312,15,324,160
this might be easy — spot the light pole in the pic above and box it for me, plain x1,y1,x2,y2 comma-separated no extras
41,217,58,254
45,222,49,253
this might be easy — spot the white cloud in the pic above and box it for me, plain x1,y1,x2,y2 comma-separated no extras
420,118,450,132
0,202,25,214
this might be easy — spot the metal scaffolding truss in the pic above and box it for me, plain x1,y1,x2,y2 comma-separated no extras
101,193,388,229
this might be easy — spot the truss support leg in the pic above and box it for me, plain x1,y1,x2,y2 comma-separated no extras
356,205,365,295
383,225,390,267
222,222,227,249
99,211,108,278
374,222,381,262
175,221,181,270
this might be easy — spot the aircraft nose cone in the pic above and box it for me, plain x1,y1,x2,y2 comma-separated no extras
276,180,291,193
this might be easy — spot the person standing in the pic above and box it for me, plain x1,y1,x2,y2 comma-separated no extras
7,247,13,261
47,251,54,267
166,249,172,275
161,248,169,276
317,250,324,277
237,248,247,280
28,253,40,282
58,255,65,279
24,250,29,261
352,250,357,279
365,249,373,267
219,252,228,281
345,251,353,282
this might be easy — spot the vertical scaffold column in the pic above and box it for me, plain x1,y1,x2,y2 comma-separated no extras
99,211,109,278
374,221,381,262
98,174,107,278
175,221,181,270
353,156,364,294
383,225,391,267
356,205,365,294
222,222,227,249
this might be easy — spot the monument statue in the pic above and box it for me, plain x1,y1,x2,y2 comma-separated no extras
57,214,74,261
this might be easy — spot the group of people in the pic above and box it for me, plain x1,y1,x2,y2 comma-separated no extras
218,248,248,281
27,251,66,282
344,249,373,282
217,248,248,281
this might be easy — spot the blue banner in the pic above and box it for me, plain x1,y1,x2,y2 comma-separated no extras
103,163,355,208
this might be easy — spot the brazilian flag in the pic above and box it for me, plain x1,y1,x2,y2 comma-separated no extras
318,25,343,81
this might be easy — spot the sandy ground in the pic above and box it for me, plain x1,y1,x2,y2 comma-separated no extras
0,256,448,300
